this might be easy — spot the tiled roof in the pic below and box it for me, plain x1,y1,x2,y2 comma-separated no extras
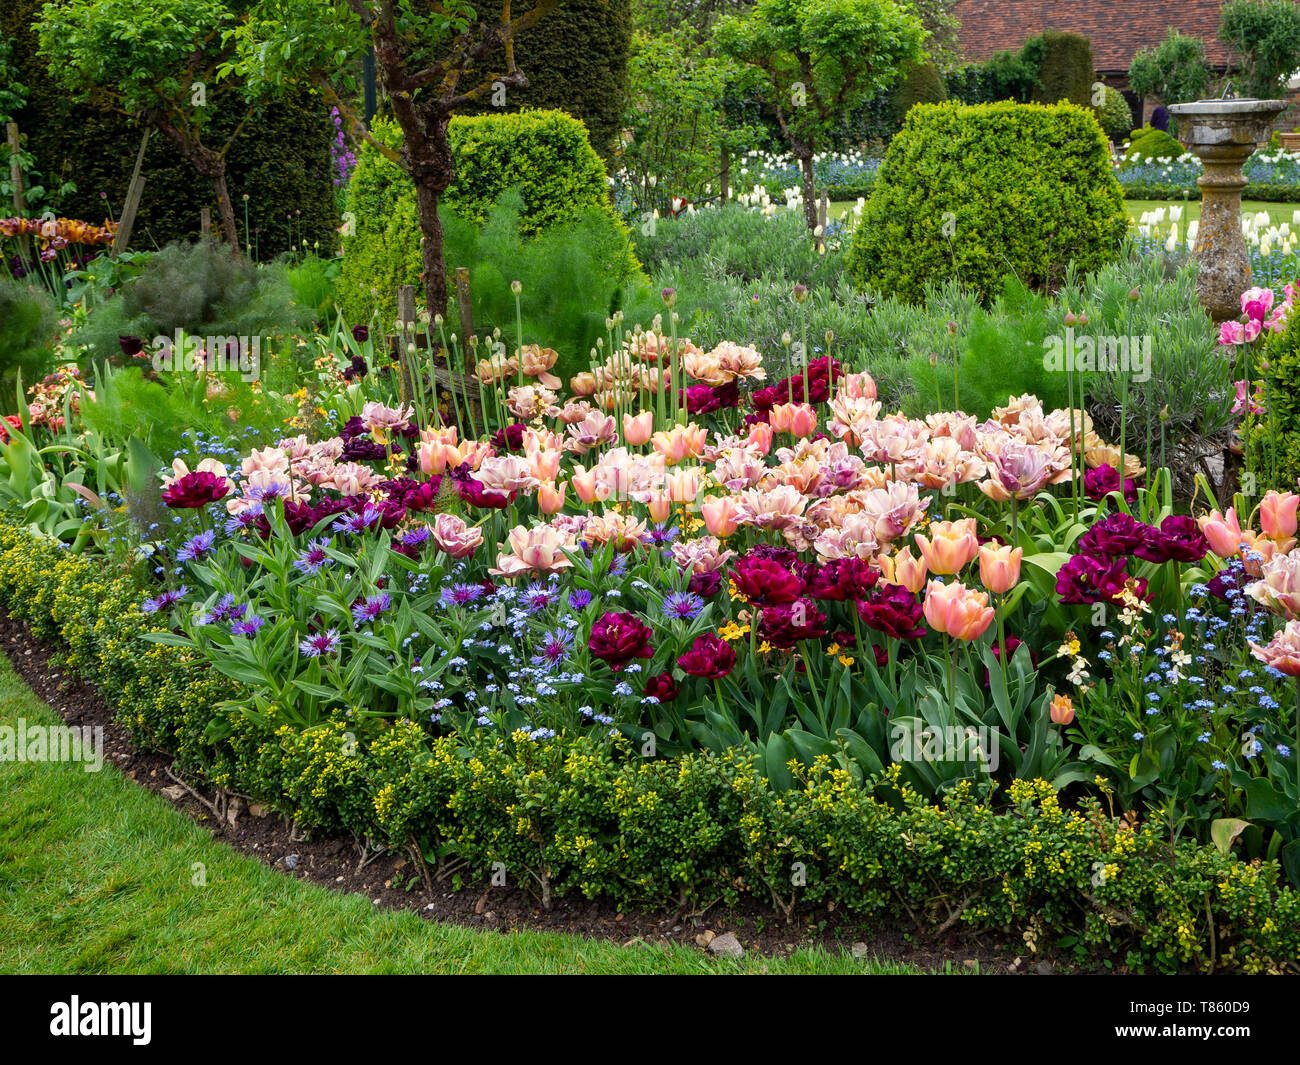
955,1,1234,73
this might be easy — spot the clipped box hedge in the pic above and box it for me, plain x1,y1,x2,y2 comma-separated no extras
848,101,1128,303
0,519,1297,972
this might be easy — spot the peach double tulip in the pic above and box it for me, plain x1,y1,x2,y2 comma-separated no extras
432,514,484,559
923,579,995,641
1246,549,1300,619
915,518,979,575
1250,619,1300,676
490,524,575,576
978,543,1023,594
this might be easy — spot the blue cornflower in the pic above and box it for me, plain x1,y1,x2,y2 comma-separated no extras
531,628,574,670
662,590,705,621
231,614,266,636
352,592,392,626
293,538,332,576
569,589,594,610
333,502,383,534
177,530,216,562
142,586,188,614
1133,731,1145,741
644,522,680,545
1198,732,1211,743
1211,760,1227,771
522,582,558,613
397,526,430,549
1277,744,1292,757
224,501,264,535
440,582,483,608
299,629,341,657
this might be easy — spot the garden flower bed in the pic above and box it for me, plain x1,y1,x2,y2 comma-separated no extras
3,291,1299,972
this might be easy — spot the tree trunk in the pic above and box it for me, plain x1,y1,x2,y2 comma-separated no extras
404,111,456,320
413,179,449,320
154,115,240,255
209,163,240,255
798,151,817,231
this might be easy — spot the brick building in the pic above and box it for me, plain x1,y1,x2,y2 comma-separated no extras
953,0,1300,131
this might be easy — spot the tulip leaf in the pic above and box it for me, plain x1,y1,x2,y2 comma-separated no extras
1209,818,1252,856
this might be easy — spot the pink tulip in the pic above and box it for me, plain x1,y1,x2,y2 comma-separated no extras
746,422,773,456
1218,320,1245,346
623,410,654,447
701,495,742,538
1198,507,1246,558
1260,490,1299,540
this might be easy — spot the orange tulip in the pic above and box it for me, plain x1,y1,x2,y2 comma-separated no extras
878,546,928,594
646,491,672,523
538,481,567,515
923,579,994,641
915,518,979,575
978,543,1023,594
1049,694,1075,726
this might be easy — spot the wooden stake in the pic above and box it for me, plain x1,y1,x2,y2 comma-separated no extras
454,267,473,369
112,125,151,257
6,122,31,262
200,207,211,239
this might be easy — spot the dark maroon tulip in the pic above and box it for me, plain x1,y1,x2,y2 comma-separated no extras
677,633,737,679
589,611,654,670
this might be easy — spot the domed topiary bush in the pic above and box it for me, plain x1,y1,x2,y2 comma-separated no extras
338,110,638,326
848,101,1127,304
1094,85,1135,143
1123,125,1185,163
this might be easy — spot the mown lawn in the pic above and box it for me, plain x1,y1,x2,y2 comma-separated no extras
0,651,935,975
1123,199,1300,228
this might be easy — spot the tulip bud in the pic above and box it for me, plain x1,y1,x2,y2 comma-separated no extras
1050,694,1075,726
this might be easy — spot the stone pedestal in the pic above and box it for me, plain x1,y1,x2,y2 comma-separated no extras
1168,99,1287,321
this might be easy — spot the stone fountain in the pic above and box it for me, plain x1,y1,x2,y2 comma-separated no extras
1168,98,1287,320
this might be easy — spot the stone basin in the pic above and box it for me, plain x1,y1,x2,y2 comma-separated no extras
1167,99,1287,321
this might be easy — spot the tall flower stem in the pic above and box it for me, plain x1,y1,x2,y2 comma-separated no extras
1293,675,1299,799
943,633,956,715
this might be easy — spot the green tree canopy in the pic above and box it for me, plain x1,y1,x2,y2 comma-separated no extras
1220,0,1300,100
714,0,926,228
1128,29,1213,105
